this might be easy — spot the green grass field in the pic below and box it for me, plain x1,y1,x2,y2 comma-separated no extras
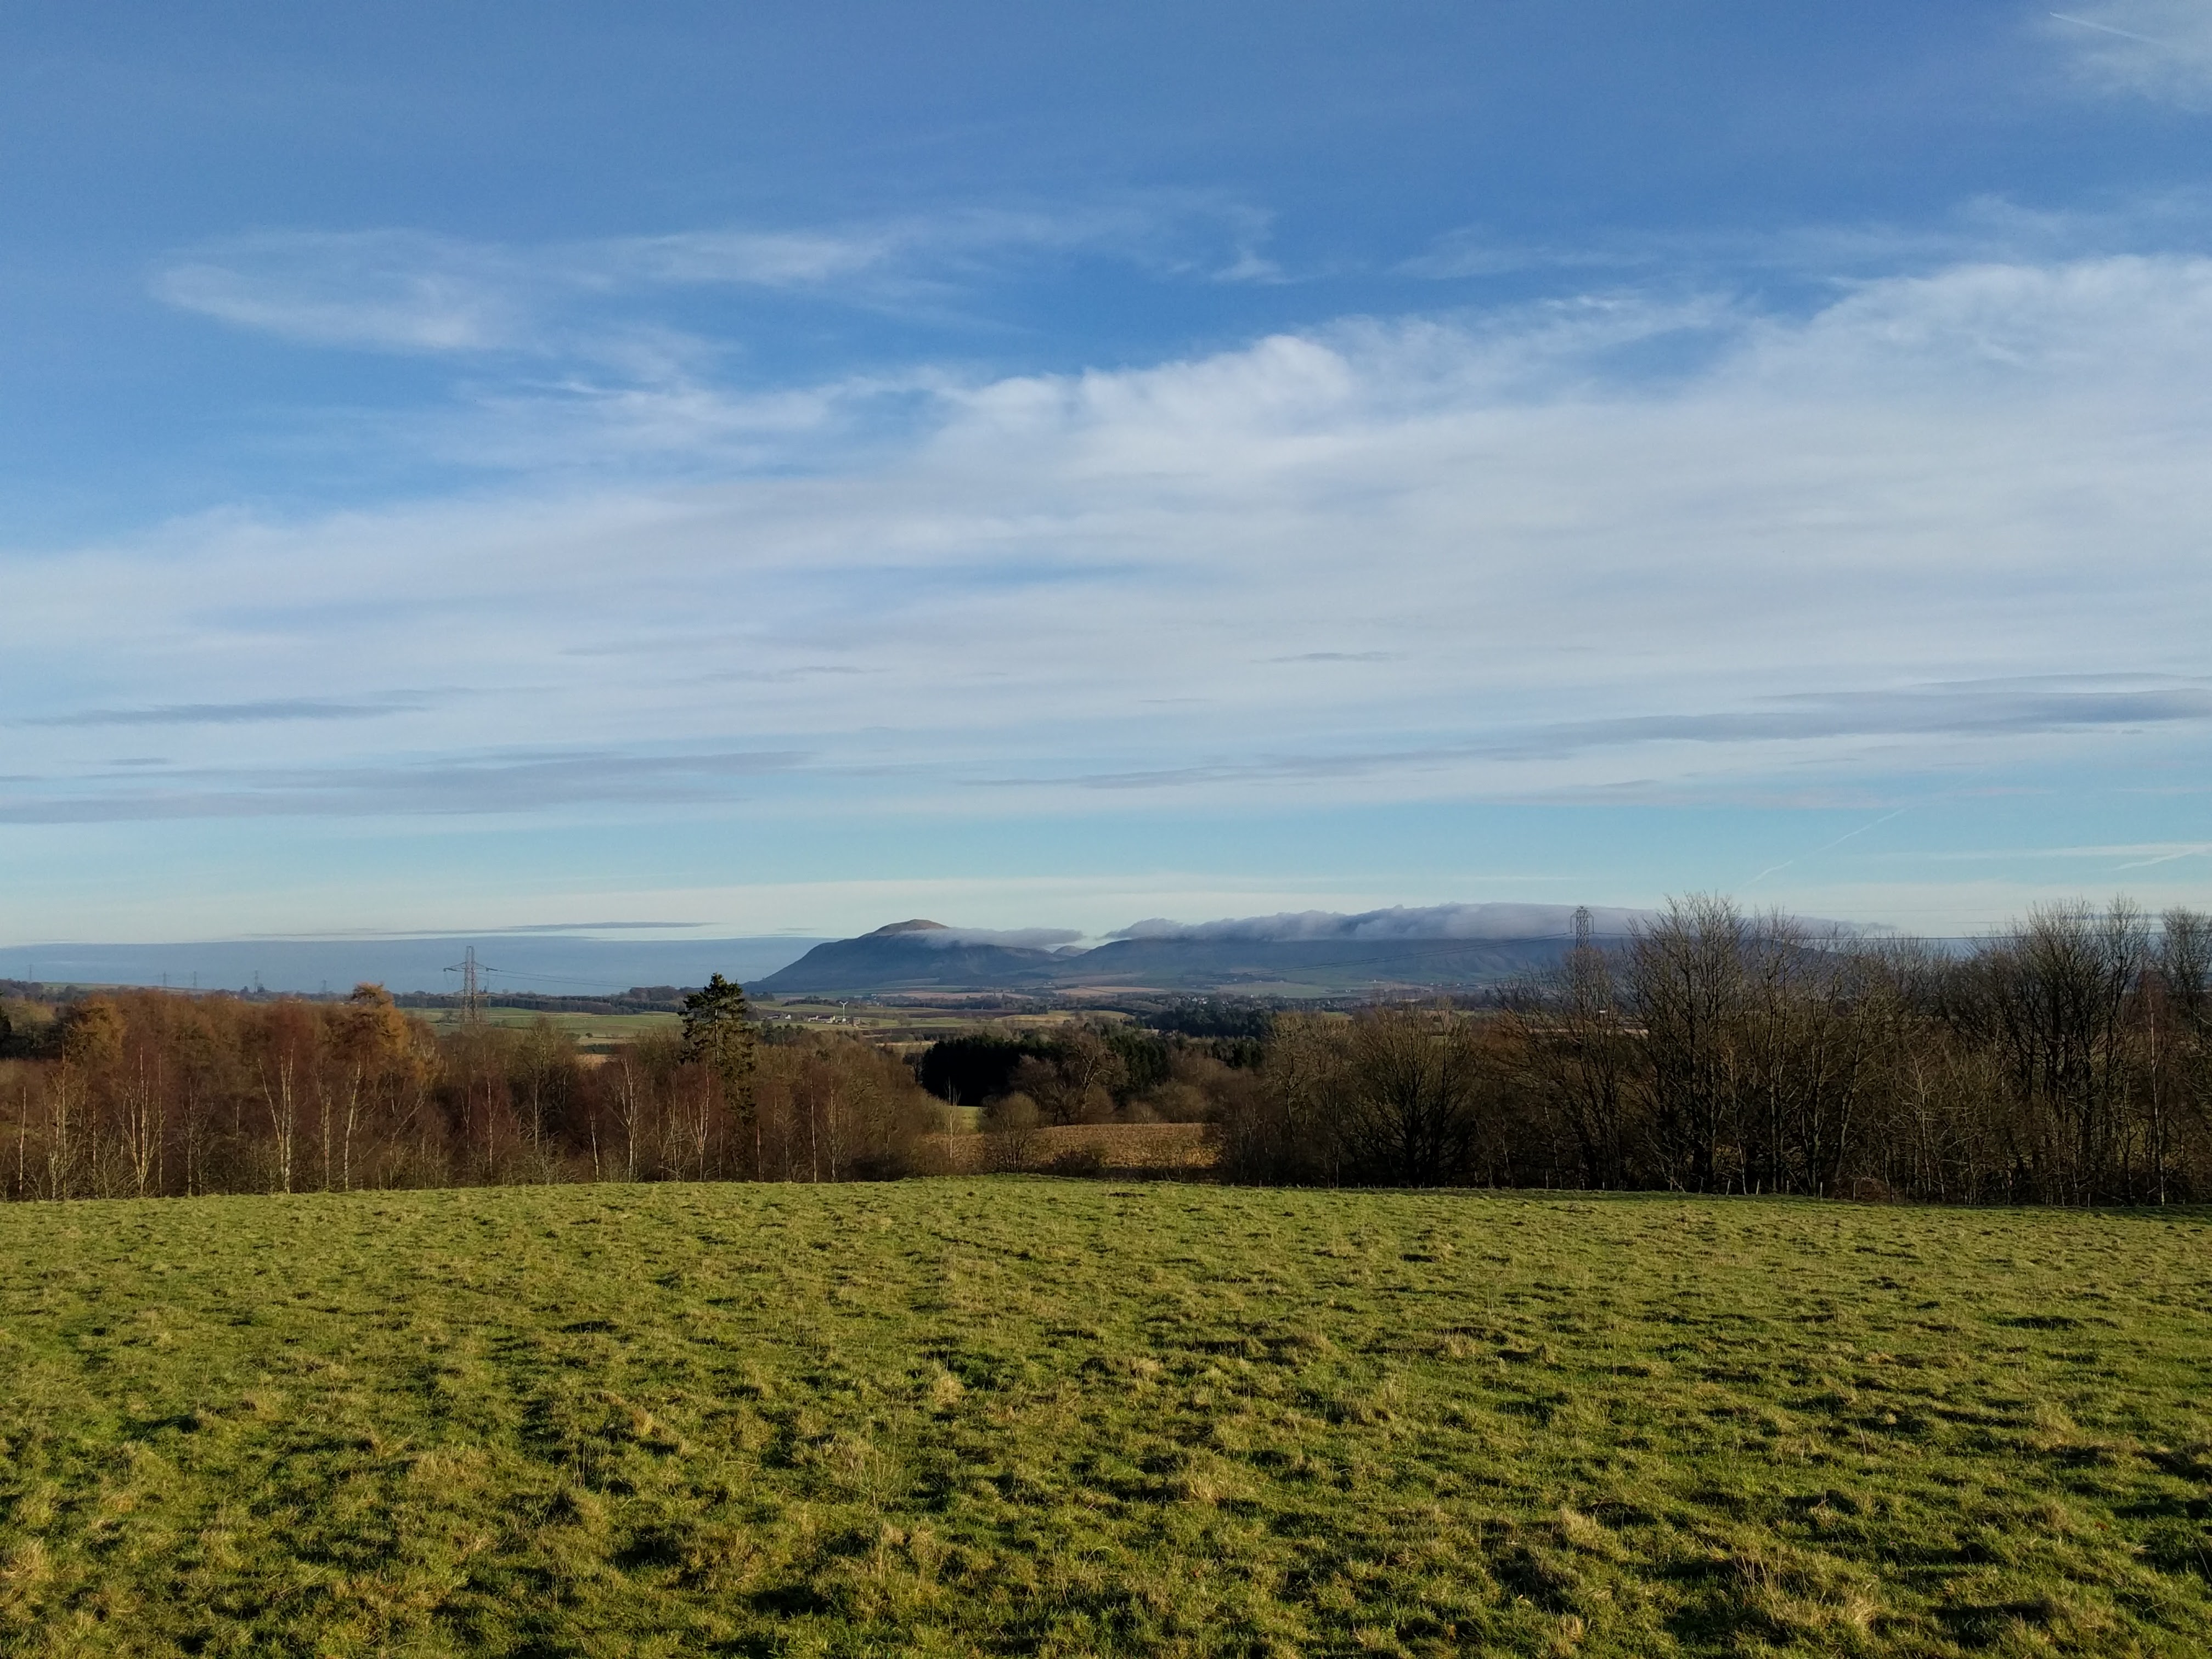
755,1003,1097,1050
3,1184,2208,1656
411,1002,1088,1051
413,1010,680,1048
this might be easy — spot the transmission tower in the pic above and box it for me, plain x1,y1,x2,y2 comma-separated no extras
445,945,490,1025
1573,905,1593,953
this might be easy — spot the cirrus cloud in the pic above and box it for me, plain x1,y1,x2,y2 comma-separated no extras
10,252,2212,842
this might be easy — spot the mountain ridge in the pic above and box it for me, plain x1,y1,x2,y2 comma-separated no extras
754,902,1638,997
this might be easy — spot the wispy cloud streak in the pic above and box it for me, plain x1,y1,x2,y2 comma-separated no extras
151,200,1280,358
24,698,424,728
2046,2,2212,105
12,253,2212,830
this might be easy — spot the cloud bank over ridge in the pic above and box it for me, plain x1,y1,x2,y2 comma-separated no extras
1113,902,1650,944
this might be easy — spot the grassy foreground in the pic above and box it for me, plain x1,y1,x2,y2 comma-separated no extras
2,1185,2208,1657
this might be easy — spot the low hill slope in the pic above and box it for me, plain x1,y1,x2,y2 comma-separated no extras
4,1183,2208,1655
753,919,1062,994
1048,932,1591,992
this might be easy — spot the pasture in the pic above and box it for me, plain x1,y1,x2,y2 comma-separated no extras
408,999,1096,1054
410,1009,680,1051
2,1183,2208,1655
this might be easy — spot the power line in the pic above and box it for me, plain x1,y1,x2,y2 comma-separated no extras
443,946,493,1025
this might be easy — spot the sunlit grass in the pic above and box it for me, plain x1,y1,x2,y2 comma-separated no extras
3,1183,2208,1655
413,1008,680,1043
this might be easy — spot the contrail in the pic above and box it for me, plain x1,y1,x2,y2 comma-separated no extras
2049,11,2168,47
1747,805,1912,887
2115,843,2212,871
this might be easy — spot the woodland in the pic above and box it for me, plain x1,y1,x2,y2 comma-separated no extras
2,896,2208,1206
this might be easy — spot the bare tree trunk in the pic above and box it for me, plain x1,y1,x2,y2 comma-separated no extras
342,1068,362,1192
621,1064,638,1181
122,1052,161,1198
48,1071,75,1200
259,1057,297,1195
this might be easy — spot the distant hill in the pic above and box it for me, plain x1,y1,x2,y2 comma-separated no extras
753,921,1066,995
755,905,1641,997
1042,933,1591,994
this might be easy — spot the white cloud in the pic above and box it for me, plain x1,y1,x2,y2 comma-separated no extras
1402,193,2212,284
607,204,1242,289
149,199,1280,358
153,231,526,352
2047,2,2212,105
14,254,2212,841
896,926,1087,949
1114,903,1650,943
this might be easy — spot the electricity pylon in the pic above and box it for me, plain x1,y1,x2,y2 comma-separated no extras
444,946,491,1026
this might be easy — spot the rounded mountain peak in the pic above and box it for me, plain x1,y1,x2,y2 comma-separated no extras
870,918,949,935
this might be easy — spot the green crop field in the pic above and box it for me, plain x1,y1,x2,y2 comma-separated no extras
756,1003,1098,1048
3,1185,2209,1657
413,1009,680,1047
406,1001,1092,1051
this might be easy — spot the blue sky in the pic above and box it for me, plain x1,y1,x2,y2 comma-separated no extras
5,0,2212,948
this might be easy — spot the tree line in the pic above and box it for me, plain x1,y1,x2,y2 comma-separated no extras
1215,895,2212,1203
4,895,2209,1204
0,976,936,1200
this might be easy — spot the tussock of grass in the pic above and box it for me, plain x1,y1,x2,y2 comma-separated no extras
2,1184,2209,1655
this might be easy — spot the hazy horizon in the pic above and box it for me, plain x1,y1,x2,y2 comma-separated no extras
0,895,2015,995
